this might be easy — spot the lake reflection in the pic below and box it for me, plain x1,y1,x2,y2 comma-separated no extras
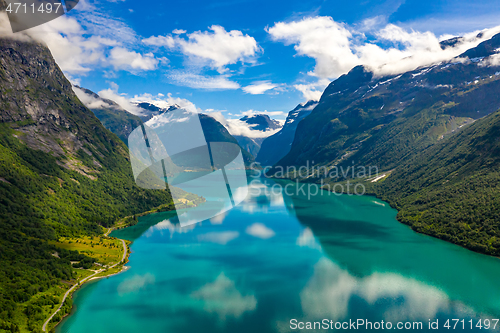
58,178,500,333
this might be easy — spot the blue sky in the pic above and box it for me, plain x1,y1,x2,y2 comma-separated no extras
20,0,500,119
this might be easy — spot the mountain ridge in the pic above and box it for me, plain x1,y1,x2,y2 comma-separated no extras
276,32,500,172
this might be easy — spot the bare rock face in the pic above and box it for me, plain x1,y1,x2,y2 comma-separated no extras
0,37,124,178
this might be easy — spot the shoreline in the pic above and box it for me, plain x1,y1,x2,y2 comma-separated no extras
42,230,131,332
271,175,500,259
45,196,204,331
88,265,131,281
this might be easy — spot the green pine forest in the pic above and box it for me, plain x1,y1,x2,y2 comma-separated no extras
371,109,500,256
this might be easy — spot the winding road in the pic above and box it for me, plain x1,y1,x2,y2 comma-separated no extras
42,237,127,332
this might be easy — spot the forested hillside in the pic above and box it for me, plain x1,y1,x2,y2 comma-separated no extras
373,109,500,256
0,37,173,331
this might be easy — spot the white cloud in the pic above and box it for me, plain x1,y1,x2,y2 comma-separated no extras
268,16,357,79
0,8,163,77
293,84,323,101
74,82,202,117
296,228,321,250
109,47,159,71
479,53,500,67
237,110,287,118
97,83,146,115
77,11,137,43
25,15,105,73
197,231,239,245
73,86,112,109
208,112,284,139
131,92,200,113
246,223,275,239
268,16,500,79
293,79,331,101
143,35,176,48
167,71,240,90
191,273,257,320
242,81,278,94
144,25,260,71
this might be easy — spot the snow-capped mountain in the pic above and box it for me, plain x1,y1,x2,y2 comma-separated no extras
134,102,182,122
218,114,284,157
239,114,282,132
276,31,500,170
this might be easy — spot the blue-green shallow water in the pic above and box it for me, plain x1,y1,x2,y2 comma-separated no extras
58,178,500,332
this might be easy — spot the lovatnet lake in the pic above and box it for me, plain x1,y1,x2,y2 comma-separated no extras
58,176,500,332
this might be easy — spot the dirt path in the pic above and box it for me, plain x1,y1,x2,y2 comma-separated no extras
42,234,128,332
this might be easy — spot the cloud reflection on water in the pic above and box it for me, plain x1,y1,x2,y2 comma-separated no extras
246,223,276,239
299,259,469,324
145,218,197,238
197,231,240,245
117,273,156,295
191,272,257,321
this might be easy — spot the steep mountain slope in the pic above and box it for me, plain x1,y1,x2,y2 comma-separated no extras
234,135,261,157
135,102,181,122
200,114,254,165
232,114,283,157
277,32,500,174
373,109,500,256
73,86,143,144
0,37,174,331
256,101,317,166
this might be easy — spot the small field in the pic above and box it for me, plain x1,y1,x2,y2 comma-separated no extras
51,236,124,266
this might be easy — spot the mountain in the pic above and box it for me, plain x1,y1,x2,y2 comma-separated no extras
230,114,283,157
232,135,261,157
73,86,143,144
374,109,500,256
256,101,317,166
270,32,500,255
239,114,281,131
276,32,500,173
70,89,249,166
134,102,181,122
459,32,500,59
0,37,175,331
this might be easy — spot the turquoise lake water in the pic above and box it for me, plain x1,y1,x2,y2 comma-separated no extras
57,177,500,332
